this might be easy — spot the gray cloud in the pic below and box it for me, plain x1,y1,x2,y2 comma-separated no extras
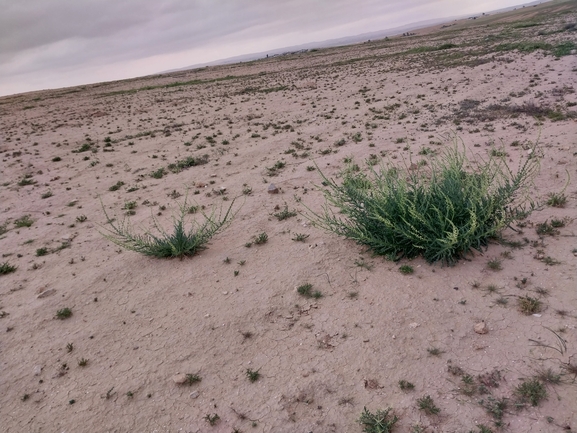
0,0,530,96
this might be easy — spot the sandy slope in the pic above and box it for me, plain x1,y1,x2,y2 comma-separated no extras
1,3,576,432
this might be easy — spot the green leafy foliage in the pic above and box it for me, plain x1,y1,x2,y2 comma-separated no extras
358,407,398,433
100,196,236,259
310,140,538,265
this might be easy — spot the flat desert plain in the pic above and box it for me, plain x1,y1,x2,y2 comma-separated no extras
1,2,576,432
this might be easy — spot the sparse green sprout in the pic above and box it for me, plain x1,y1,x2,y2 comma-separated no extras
41,190,53,199
100,196,236,259
78,358,89,367
479,396,507,423
546,192,566,208
109,181,125,191
76,215,87,223
0,262,17,275
487,258,502,271
66,343,74,352
292,233,309,242
274,206,297,221
36,247,49,257
427,347,444,356
18,176,37,186
536,221,558,236
537,368,561,385
297,283,322,299
417,395,440,415
246,368,260,383
21,394,30,401
150,167,166,179
358,407,398,433
56,308,73,320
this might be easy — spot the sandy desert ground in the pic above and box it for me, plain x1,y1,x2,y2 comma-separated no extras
1,2,576,432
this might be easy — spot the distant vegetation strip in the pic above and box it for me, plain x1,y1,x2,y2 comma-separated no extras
98,74,248,97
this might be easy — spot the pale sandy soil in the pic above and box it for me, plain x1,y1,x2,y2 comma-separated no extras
1,2,576,432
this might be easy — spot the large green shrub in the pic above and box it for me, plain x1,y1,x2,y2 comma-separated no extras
311,141,538,265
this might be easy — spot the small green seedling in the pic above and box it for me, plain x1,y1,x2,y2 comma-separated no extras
204,413,220,426
399,265,414,274
253,232,268,245
399,380,415,390
292,233,309,242
246,368,261,383
0,262,17,275
515,378,547,406
358,407,398,433
56,308,73,320
417,395,440,415
518,296,542,315
185,374,201,385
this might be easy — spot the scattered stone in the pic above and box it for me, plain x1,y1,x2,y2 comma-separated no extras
364,378,380,389
36,288,57,299
267,183,279,194
172,374,188,385
409,322,420,329
190,391,199,399
33,365,43,376
474,322,488,334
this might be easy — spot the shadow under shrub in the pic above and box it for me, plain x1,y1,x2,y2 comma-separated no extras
311,140,538,265
100,196,237,259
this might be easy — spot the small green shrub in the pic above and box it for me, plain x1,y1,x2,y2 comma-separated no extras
0,262,17,275
518,296,542,315
297,283,322,299
399,265,414,274
358,407,398,433
546,192,566,207
109,181,125,191
417,395,440,415
310,140,538,264
100,196,236,259
274,206,297,221
398,380,414,390
56,308,73,319
14,215,34,228
246,368,260,383
150,168,166,179
515,378,547,406
253,232,268,245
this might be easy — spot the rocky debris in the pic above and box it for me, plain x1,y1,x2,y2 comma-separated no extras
267,183,279,194
474,322,488,334
172,373,188,385
36,288,57,299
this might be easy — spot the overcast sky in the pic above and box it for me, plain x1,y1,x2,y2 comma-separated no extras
0,0,534,97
